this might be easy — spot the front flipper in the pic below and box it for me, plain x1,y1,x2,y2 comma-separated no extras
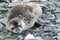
36,17,46,26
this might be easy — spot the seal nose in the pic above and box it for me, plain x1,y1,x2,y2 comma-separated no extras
13,21,18,28
12,21,22,28
10,21,23,33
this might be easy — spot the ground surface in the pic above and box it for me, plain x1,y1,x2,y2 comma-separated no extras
0,0,60,40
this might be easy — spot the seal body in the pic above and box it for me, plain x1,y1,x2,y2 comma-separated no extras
6,2,42,34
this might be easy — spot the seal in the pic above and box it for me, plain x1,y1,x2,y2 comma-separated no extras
6,2,42,34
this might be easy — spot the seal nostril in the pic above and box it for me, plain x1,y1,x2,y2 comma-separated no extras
12,21,18,27
12,21,22,28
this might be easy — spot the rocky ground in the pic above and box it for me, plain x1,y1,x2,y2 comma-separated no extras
0,0,60,40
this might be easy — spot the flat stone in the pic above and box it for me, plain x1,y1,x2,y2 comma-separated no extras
17,35,23,40
8,3,20,8
56,19,60,23
25,34,34,40
35,36,44,40
56,2,60,7
52,36,57,40
48,14,55,20
0,3,7,7
0,35,4,40
0,19,5,23
54,8,60,13
55,13,60,19
5,39,15,40
0,14,3,18
44,36,51,40
0,7,8,12
57,33,60,40
0,23,4,30
0,11,2,14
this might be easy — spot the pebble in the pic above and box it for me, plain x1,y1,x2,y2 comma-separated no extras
25,34,34,40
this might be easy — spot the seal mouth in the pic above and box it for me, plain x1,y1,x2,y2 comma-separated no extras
11,21,22,28
6,18,26,34
9,20,22,33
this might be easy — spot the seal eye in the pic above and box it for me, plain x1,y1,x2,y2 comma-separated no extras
18,23,22,28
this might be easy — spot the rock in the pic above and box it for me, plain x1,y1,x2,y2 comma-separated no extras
0,0,9,3
12,0,26,2
0,14,3,18
41,33,49,37
0,19,5,24
44,36,51,40
56,2,60,7
12,0,20,2
46,12,55,20
56,19,60,23
55,13,60,20
25,34,44,40
0,3,8,8
35,36,44,40
57,33,60,40
41,0,47,2
0,11,2,14
25,34,34,40
17,35,23,40
0,35,4,40
5,39,14,40
54,8,60,13
0,7,8,12
0,14,6,18
8,3,19,8
52,36,58,40
0,23,4,31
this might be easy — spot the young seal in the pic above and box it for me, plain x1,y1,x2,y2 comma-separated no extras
6,2,42,34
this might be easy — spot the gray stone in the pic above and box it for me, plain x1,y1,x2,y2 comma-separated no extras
17,35,23,40
41,0,47,2
0,14,6,18
56,19,60,23
46,12,55,20
41,33,49,37
0,7,8,12
57,33,60,40
25,34,34,40
44,36,51,40
0,14,3,18
0,19,5,24
54,8,60,13
5,39,15,40
35,36,44,40
52,36,57,40
0,23,4,30
55,13,60,20
0,11,2,14
56,2,60,7
0,35,4,40
8,3,20,8
0,3,8,7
